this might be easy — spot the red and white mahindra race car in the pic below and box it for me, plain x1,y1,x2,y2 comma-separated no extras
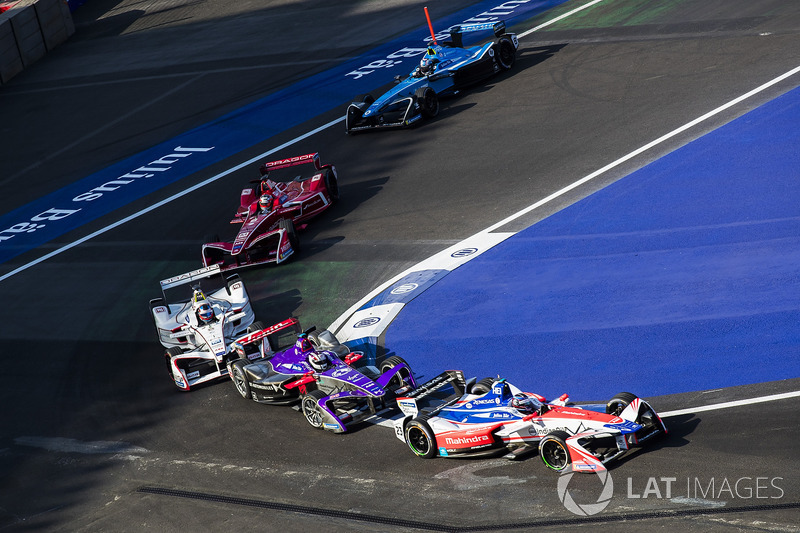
202,153,339,272
393,372,667,472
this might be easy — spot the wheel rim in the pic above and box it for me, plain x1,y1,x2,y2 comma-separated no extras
303,397,324,428
407,426,432,456
609,400,627,416
541,440,569,470
233,367,248,398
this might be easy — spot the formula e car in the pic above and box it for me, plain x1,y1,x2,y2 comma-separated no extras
149,264,256,391
202,153,339,272
227,319,417,433
345,19,518,132
393,372,667,472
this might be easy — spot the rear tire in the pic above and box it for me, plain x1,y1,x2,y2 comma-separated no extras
495,37,516,70
380,355,412,392
540,430,571,471
404,419,437,458
469,377,495,395
301,389,328,429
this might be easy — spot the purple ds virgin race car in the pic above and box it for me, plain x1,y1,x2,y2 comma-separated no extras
227,319,417,433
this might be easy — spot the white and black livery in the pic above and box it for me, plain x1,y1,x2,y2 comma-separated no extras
150,264,255,391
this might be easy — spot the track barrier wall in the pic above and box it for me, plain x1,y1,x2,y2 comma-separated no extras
0,0,73,85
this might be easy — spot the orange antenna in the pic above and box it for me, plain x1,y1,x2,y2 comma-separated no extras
424,6,437,45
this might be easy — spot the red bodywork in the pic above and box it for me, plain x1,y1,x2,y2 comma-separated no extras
202,153,338,272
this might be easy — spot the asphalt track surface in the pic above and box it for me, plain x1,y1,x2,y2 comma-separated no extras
1,0,799,531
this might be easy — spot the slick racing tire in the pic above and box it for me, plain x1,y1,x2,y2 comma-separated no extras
231,359,252,400
247,321,265,334
415,87,439,119
324,168,340,204
494,36,516,70
380,355,413,393
165,347,187,391
469,377,495,395
539,430,571,471
278,218,300,254
605,392,638,416
301,389,328,429
404,419,437,459
345,94,374,134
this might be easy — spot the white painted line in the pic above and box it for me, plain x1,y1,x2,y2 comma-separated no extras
660,390,800,418
0,117,343,284
330,65,800,332
518,0,604,38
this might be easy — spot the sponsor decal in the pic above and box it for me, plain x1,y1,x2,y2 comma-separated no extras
398,400,417,411
266,154,316,168
0,147,213,246
444,434,491,446
186,371,200,380
354,317,380,328
472,398,500,405
390,283,419,295
154,306,167,314
344,0,533,80
323,423,340,430
452,247,478,258
439,447,449,457
332,367,352,378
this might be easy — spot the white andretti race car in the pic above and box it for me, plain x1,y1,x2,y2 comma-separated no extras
393,371,667,472
149,264,256,391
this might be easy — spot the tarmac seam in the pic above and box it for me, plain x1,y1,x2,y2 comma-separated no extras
137,486,800,532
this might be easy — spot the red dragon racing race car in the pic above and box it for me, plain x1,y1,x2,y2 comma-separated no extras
393,372,667,472
202,153,339,272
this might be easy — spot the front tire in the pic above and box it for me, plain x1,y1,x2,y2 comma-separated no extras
404,419,437,458
540,430,571,471
324,168,339,204
230,359,251,400
606,392,638,416
301,389,327,429
415,87,439,119
165,347,187,391
278,218,300,255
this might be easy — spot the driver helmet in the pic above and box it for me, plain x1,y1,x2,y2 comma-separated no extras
196,303,214,324
308,350,329,372
511,393,540,415
258,193,273,212
419,50,439,75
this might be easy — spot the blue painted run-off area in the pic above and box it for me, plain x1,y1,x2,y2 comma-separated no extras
0,0,566,265
386,86,800,402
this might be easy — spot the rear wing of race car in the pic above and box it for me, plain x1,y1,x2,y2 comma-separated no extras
230,317,301,356
259,153,322,175
395,370,470,418
159,264,223,291
444,21,508,47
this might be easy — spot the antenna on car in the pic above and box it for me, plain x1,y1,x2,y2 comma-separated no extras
424,6,437,45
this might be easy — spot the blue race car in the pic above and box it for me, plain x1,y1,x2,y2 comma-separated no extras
345,20,519,133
